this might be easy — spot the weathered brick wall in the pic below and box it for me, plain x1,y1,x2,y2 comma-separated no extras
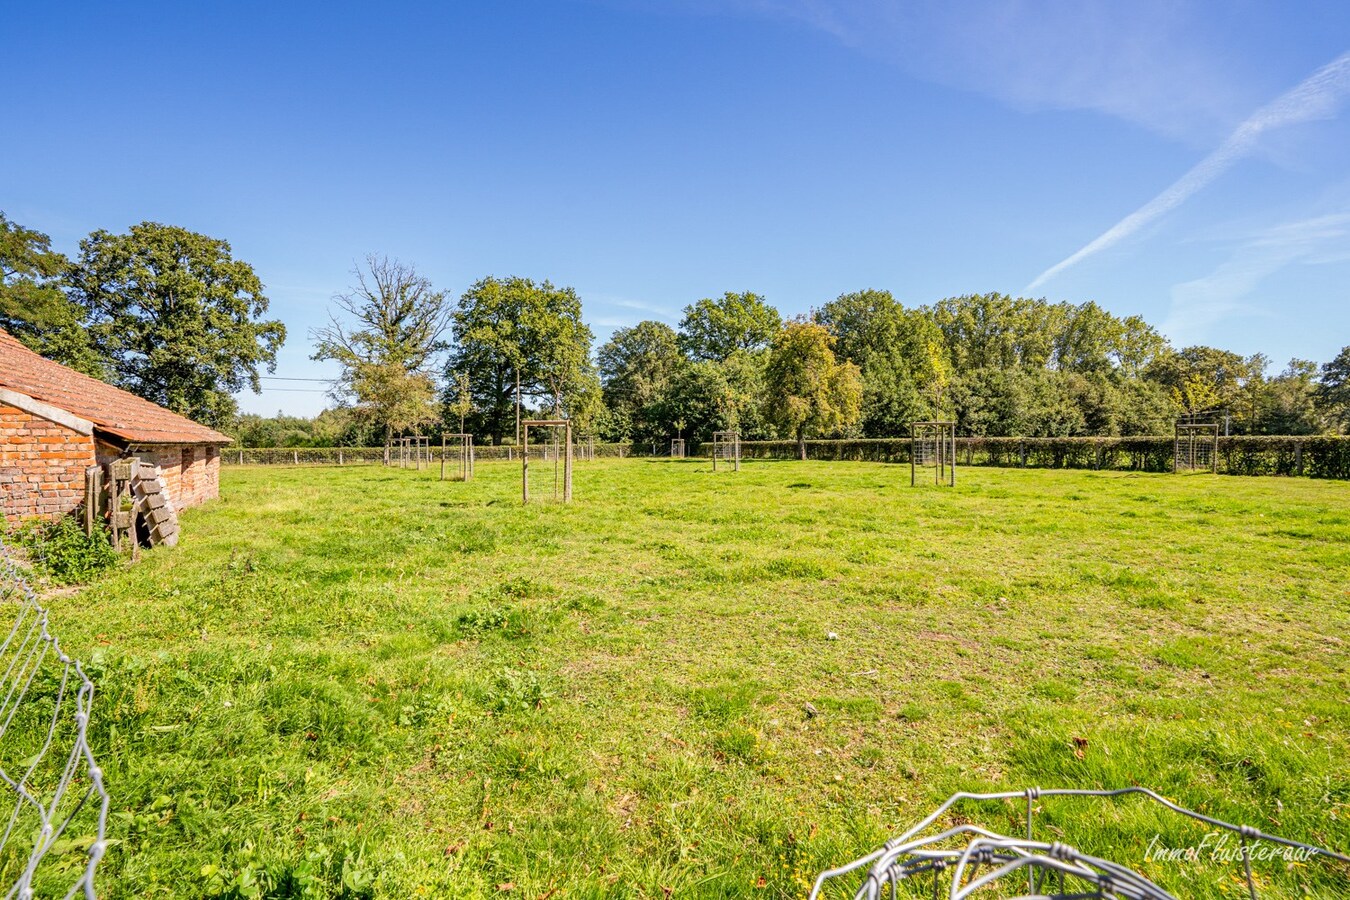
116,443,221,510
184,446,203,505
1,403,96,524
202,446,220,504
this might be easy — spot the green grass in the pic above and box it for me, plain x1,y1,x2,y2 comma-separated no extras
34,459,1350,897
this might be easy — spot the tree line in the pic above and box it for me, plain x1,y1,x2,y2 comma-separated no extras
3,212,1348,445
585,290,1350,445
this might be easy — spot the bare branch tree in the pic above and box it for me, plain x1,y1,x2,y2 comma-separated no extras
311,255,452,442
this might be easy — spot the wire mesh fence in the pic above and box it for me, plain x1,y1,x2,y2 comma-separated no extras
0,538,108,899
221,443,640,466
734,436,1350,478
217,436,1350,477
810,787,1349,900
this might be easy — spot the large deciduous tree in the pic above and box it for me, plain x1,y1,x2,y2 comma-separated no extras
1110,315,1169,379
1052,301,1123,374
69,222,284,427
1263,359,1321,435
311,256,450,444
818,290,951,435
598,320,683,443
677,291,781,361
652,349,771,444
0,213,103,375
1318,346,1350,433
654,360,731,445
931,293,1062,371
1145,345,1268,431
763,321,862,459
448,276,596,444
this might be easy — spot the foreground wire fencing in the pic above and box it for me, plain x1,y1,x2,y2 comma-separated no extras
811,787,1350,900
0,539,108,898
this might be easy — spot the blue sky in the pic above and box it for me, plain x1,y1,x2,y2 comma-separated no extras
5,1,1350,416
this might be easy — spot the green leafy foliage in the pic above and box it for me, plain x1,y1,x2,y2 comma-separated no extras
597,321,683,443
444,370,474,434
12,516,120,585
763,321,863,457
448,276,597,444
653,353,772,442
68,222,285,428
1319,346,1350,432
311,256,451,444
489,667,554,712
8,204,1350,447
677,291,781,362
817,290,948,435
0,212,103,375
230,408,378,448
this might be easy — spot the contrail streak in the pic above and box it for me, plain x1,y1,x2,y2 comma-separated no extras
1026,49,1350,293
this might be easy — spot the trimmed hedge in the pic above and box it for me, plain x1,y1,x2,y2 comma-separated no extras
723,436,1350,479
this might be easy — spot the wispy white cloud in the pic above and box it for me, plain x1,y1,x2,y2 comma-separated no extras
610,297,679,319
1027,50,1350,292
669,0,1252,141
1162,212,1350,343
583,292,680,324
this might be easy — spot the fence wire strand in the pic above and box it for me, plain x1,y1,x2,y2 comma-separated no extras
810,787,1349,900
0,537,108,899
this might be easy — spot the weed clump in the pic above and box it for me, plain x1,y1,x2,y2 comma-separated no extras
456,604,516,636
490,667,554,712
11,515,120,585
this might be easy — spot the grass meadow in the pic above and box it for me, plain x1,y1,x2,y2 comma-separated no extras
37,458,1350,898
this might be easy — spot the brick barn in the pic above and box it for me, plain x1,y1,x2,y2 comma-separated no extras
0,328,232,526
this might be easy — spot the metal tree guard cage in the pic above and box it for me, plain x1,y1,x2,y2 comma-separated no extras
440,433,475,482
522,419,572,503
712,430,740,472
911,421,956,487
1174,421,1219,474
670,438,685,459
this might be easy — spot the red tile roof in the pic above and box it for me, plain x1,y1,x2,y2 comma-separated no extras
0,329,232,445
